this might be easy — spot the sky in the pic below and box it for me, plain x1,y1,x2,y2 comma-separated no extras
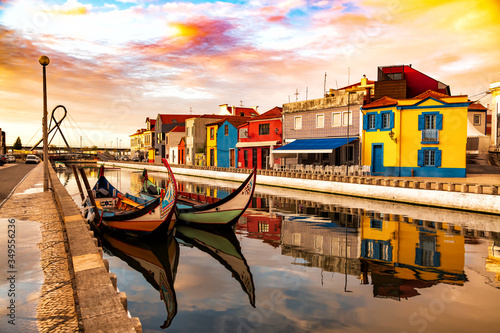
1,0,499,148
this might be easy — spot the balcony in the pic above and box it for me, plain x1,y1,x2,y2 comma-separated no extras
422,129,439,143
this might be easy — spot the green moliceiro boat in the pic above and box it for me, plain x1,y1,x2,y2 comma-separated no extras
141,167,257,226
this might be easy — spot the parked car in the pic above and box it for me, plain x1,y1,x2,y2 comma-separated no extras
25,155,41,164
121,156,130,161
132,156,140,162
6,155,16,163
0,154,6,166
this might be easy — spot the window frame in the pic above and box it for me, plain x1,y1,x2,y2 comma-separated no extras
473,114,481,126
332,112,341,127
259,123,270,135
294,116,302,130
316,113,325,128
342,111,353,126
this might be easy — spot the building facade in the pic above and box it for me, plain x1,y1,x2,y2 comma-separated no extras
361,90,469,177
154,114,193,164
236,107,283,169
275,90,365,167
185,115,226,166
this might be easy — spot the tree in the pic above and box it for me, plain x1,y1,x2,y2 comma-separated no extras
13,137,22,150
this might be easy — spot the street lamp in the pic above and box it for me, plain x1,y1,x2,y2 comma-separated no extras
39,55,50,192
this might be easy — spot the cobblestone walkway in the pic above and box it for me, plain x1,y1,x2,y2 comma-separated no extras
0,165,81,332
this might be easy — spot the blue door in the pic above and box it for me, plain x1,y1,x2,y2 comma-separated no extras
372,144,384,175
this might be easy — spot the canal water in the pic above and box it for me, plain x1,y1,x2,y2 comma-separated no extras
58,167,500,333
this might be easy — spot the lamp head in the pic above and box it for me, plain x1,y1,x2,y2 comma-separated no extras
39,55,50,66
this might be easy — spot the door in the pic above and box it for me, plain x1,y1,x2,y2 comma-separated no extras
210,148,215,166
372,144,384,175
261,148,269,170
230,149,235,168
252,148,258,169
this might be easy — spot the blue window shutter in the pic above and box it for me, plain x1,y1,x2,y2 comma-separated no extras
363,114,368,130
415,248,423,266
375,114,382,129
432,251,441,267
374,241,381,260
435,149,442,167
418,114,424,130
361,240,367,257
390,112,395,129
436,113,443,130
417,149,424,167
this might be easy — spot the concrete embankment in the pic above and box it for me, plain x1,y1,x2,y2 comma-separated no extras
104,161,500,216
48,165,142,332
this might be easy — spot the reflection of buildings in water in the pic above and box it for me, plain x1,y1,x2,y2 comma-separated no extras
360,212,467,301
486,239,500,287
237,211,282,248
280,214,361,277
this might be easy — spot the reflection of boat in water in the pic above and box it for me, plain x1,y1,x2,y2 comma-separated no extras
99,232,179,329
175,224,256,307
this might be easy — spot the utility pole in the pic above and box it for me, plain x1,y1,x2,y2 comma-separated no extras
39,55,50,192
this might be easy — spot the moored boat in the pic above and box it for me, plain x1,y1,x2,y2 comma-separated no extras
81,158,177,237
141,168,257,226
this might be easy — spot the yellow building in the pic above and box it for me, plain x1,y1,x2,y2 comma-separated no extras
206,123,218,167
361,90,468,177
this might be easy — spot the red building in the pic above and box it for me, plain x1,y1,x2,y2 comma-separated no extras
237,212,282,248
178,137,186,164
236,107,282,169
374,65,451,100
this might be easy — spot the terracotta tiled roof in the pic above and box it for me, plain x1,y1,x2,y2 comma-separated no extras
362,96,398,109
206,116,251,126
170,126,186,133
468,102,487,111
129,128,147,136
249,107,282,121
158,114,197,124
227,106,259,117
412,89,449,100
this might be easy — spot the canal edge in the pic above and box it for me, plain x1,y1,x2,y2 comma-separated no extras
103,161,500,216
49,165,142,332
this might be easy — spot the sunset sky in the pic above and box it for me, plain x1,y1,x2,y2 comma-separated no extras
1,0,499,148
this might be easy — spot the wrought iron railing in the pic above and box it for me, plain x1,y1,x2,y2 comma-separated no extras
422,129,439,142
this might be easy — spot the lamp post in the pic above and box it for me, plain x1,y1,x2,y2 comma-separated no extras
39,55,50,192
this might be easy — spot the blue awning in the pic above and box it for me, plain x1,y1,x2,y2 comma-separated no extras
273,137,357,155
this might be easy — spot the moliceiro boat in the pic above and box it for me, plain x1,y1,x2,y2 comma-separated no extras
141,168,257,226
81,158,177,237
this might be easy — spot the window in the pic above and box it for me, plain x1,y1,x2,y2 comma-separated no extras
224,124,228,135
382,113,390,129
332,112,341,127
259,123,270,135
239,128,248,139
418,148,441,167
424,150,435,166
316,114,324,128
294,116,302,130
367,114,376,130
187,127,191,137
474,114,481,126
343,111,352,126
418,112,442,143
210,127,214,140
425,114,436,130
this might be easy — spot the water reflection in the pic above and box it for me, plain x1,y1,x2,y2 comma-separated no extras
59,168,500,332
99,232,179,328
97,222,256,329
